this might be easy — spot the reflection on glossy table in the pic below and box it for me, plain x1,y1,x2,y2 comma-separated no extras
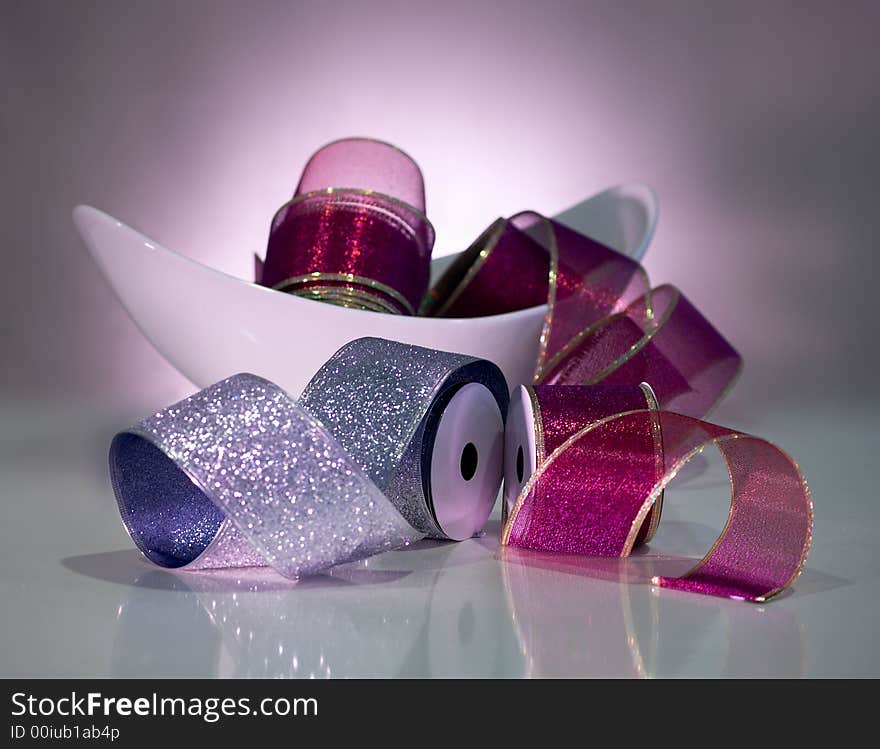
1,398,875,678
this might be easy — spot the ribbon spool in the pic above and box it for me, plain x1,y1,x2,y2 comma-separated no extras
502,384,813,602
299,337,506,540
259,138,434,315
504,383,664,546
108,338,508,578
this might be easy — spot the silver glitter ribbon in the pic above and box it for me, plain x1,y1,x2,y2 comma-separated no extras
109,338,508,578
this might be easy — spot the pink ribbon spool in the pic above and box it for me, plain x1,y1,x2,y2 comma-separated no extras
260,138,434,314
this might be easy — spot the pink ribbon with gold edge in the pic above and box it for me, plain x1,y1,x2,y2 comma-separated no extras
259,138,434,315
501,384,813,602
423,212,742,418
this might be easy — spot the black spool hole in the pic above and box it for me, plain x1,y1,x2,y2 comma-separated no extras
460,442,478,481
516,445,525,483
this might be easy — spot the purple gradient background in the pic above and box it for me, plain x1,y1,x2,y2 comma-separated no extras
2,0,878,418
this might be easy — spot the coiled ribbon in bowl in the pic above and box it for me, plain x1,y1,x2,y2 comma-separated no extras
260,138,433,315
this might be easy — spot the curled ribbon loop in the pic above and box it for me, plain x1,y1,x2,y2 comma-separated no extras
109,338,508,578
502,385,813,602
425,213,742,418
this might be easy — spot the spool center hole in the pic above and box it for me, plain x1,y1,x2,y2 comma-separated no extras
460,442,478,481
516,445,524,483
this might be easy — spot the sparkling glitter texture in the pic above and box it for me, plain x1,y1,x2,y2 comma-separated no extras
301,337,508,537
503,386,813,602
528,383,663,546
109,338,507,577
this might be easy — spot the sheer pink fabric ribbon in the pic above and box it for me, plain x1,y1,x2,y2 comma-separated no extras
259,138,433,314
502,385,813,602
423,212,741,418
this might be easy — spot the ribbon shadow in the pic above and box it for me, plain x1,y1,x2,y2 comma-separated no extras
62,550,411,592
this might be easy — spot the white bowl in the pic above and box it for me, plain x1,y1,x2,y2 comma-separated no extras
73,185,656,397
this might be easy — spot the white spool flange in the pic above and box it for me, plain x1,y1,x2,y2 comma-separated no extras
503,385,539,517
430,382,505,540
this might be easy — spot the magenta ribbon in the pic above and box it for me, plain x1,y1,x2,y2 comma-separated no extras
257,137,813,601
260,138,434,315
422,212,742,418
502,385,812,602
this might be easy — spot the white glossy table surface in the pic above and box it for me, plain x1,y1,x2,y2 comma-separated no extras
1,397,876,678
